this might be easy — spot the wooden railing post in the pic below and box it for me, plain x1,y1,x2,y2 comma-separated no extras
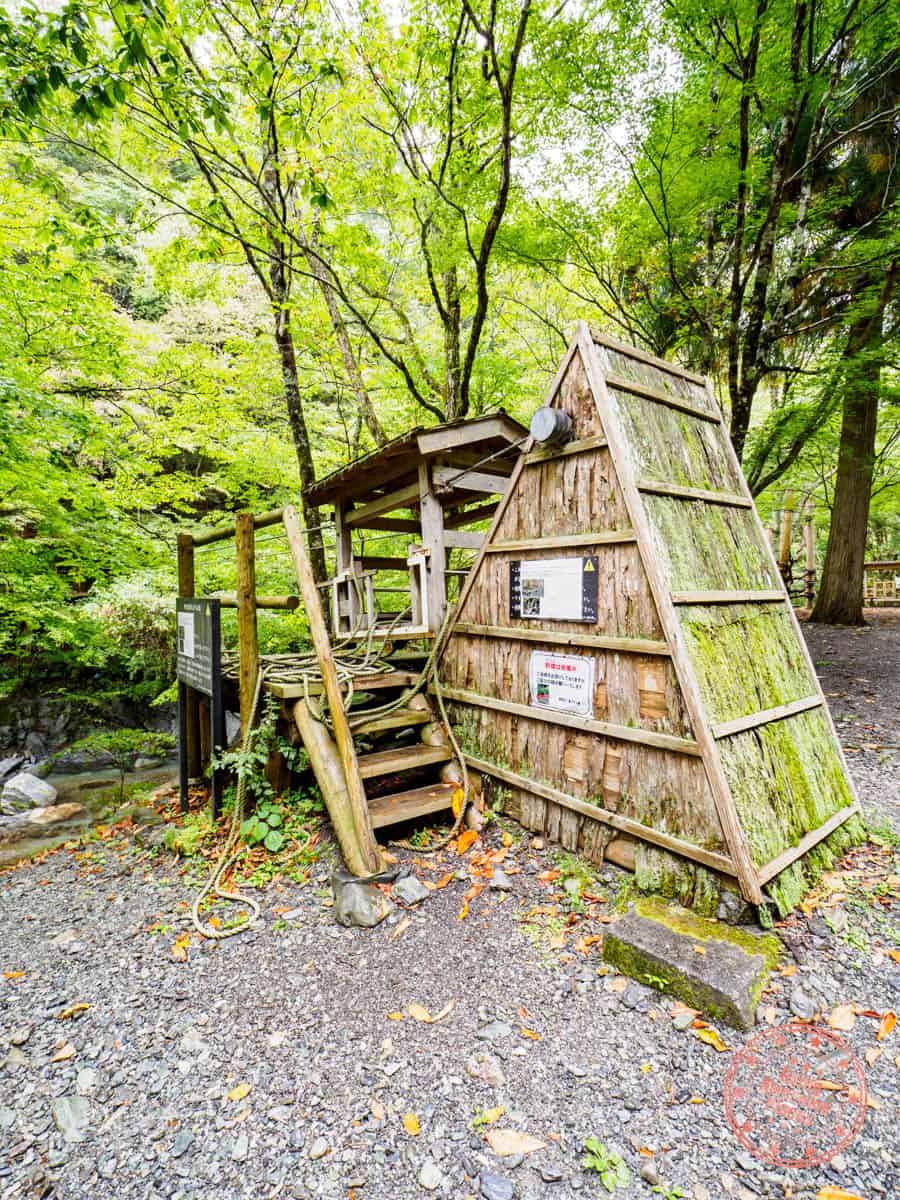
176,532,202,779
235,512,259,738
283,504,383,875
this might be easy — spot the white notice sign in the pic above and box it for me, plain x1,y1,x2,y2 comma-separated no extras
177,611,196,659
529,651,595,718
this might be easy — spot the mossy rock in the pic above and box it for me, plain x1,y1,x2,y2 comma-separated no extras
603,897,782,1030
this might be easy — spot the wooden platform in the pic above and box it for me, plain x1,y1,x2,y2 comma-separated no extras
368,782,457,828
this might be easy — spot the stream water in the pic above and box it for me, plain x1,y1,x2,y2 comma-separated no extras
0,763,176,868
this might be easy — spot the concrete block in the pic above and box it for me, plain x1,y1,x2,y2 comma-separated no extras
602,898,781,1029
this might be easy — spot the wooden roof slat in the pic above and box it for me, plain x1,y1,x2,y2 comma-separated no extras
345,482,420,527
591,328,708,385
637,480,753,509
453,622,671,656
670,589,786,604
605,372,720,423
484,530,636,553
711,695,823,739
524,433,608,464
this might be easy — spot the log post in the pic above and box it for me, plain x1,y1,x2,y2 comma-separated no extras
803,502,816,609
283,505,383,874
418,462,446,632
235,513,259,738
778,490,795,576
176,533,202,779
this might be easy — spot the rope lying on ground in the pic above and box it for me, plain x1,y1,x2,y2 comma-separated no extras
191,668,266,940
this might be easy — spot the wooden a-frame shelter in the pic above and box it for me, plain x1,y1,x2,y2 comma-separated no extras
437,323,860,914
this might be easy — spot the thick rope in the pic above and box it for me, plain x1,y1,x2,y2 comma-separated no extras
191,668,266,940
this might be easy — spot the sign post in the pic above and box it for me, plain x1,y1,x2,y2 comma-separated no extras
176,598,224,817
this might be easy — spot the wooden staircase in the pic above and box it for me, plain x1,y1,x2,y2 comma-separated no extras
351,692,458,831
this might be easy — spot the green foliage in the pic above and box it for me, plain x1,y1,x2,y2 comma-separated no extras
240,799,285,853
164,810,214,857
64,727,175,799
580,1139,630,1192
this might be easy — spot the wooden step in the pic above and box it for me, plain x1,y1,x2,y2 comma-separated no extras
265,670,418,700
368,782,457,829
349,706,433,735
358,744,453,779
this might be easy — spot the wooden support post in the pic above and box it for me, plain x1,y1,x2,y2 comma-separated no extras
283,505,383,875
235,513,259,738
418,462,446,632
176,533,202,780
803,502,816,609
334,501,359,632
778,489,795,575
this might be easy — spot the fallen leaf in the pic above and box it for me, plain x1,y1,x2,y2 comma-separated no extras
888,949,900,964
501,831,513,847
779,964,797,977
387,1011,404,1021
407,999,456,1024
519,1026,541,1040
640,1062,653,1073
382,851,398,864
458,903,469,920
390,917,411,941
865,1094,881,1111
227,1083,253,1102
427,874,454,892
670,1001,700,1017
688,1096,705,1104
402,1112,420,1136
208,916,222,929
691,944,707,955
828,1004,856,1031
456,830,479,855
605,976,628,994
58,1003,90,1020
548,932,566,951
51,1044,76,1063
517,1006,532,1021
694,1027,730,1052
479,1105,505,1126
451,788,465,819
864,1046,882,1066
485,1129,547,1157
3,971,25,980
537,869,560,883
816,1189,865,1200
638,1147,655,1157
876,1010,896,1040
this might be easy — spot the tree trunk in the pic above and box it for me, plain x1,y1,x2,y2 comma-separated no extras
810,265,896,625
303,242,387,447
443,267,461,419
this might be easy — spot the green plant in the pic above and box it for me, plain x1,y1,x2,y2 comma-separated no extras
240,798,285,852
163,810,214,857
63,728,176,801
581,1139,630,1193
653,1186,686,1200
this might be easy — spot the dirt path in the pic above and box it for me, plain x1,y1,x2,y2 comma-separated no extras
1,618,898,1200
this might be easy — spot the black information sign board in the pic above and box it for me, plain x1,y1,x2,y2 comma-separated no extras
176,598,225,817
509,556,598,622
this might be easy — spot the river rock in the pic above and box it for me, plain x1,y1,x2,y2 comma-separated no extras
332,874,392,928
0,802,85,844
480,1171,514,1200
392,875,431,905
0,755,24,781
1,771,57,814
52,1095,91,1143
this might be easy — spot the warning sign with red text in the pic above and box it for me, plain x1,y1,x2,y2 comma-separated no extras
528,651,596,718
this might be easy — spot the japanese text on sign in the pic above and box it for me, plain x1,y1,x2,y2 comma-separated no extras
528,651,596,718
509,556,598,622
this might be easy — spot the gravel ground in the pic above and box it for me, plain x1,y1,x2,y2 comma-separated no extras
1,618,898,1200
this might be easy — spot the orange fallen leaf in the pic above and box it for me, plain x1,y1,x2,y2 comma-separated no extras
519,1026,541,1040
864,1046,882,1067
638,1147,655,1157
888,949,900,964
3,971,25,980
779,964,797,977
387,1011,405,1021
876,1010,896,1040
456,830,479,855
828,1004,856,1031
485,1129,547,1156
537,869,560,883
227,1083,253,1102
402,1112,420,1136
816,1188,866,1200
451,788,465,819
517,1006,532,1021
548,932,566,951
691,944,707,956
427,873,455,891
408,999,456,1024
58,1003,90,1020
694,1027,730,1052
208,916,222,929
